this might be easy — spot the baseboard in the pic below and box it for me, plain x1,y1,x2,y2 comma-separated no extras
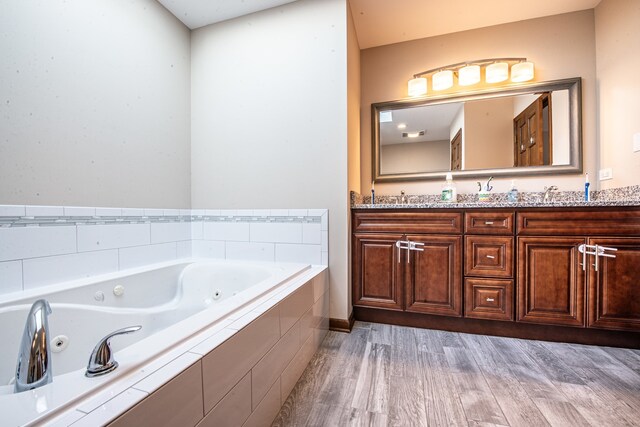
330,311,355,333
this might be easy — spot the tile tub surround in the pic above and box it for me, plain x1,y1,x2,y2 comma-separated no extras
0,206,328,295
39,267,330,427
351,184,640,209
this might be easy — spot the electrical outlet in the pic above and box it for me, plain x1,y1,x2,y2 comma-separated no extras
634,132,640,152
599,168,613,181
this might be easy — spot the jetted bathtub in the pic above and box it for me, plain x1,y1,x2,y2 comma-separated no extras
0,259,311,426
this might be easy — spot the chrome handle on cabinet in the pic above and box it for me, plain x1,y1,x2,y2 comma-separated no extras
579,244,587,271
486,298,495,302
486,255,495,259
484,221,494,225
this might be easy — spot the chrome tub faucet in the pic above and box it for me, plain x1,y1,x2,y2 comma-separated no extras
15,299,53,393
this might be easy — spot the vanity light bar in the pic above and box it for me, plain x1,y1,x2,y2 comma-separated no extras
408,57,534,97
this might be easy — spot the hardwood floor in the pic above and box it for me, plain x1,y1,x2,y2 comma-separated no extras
272,322,640,426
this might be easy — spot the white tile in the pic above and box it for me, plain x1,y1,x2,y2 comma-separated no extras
226,242,274,262
269,209,288,217
189,328,237,356
219,209,236,217
179,209,192,216
163,208,180,216
321,232,328,251
321,251,328,266
77,223,150,252
119,243,176,270
307,209,327,217
192,240,225,259
133,353,201,394
302,223,321,244
191,221,204,240
235,209,254,216
95,207,122,217
276,244,321,265
46,409,87,427
192,209,205,216
143,208,164,216
0,205,25,216
228,311,261,330
25,205,64,216
121,208,145,217
288,209,308,217
0,260,23,293
250,222,302,244
64,206,96,217
0,226,77,262
23,250,118,289
203,222,249,242
204,209,220,216
71,389,148,427
177,241,192,258
321,212,328,231
150,222,190,244
252,209,270,217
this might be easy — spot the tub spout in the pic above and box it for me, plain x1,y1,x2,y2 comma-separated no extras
86,325,142,377
15,299,53,393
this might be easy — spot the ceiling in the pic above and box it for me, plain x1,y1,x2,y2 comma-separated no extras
158,0,601,48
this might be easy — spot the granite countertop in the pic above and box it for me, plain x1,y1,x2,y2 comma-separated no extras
353,200,640,209
351,185,640,209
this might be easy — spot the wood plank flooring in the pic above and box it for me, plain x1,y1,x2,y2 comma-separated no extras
272,322,640,426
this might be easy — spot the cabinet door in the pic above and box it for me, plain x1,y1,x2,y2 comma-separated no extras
517,237,586,327
588,237,640,331
405,235,462,317
353,233,404,310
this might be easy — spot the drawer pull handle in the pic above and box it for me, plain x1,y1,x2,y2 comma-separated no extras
484,221,494,225
486,298,495,302
486,255,495,259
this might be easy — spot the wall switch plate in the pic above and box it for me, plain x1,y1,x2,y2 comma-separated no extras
599,168,613,181
634,132,640,152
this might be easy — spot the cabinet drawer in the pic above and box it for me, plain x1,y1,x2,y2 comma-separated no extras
353,211,462,234
465,211,514,235
464,236,513,278
464,278,513,321
517,209,640,236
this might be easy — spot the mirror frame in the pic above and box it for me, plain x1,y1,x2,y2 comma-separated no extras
371,77,582,182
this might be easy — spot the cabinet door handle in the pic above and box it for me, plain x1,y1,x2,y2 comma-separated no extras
486,255,495,259
579,244,587,271
486,298,495,302
484,221,494,225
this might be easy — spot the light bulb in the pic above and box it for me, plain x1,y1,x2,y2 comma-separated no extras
432,70,453,91
458,65,480,86
486,62,509,83
511,61,534,82
408,77,427,97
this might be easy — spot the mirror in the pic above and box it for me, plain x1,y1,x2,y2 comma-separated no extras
372,78,582,182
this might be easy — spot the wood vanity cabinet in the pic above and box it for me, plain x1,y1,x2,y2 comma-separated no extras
517,209,640,332
352,211,462,317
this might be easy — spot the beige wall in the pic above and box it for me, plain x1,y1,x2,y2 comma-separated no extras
595,0,640,189
464,98,513,170
347,4,361,319
0,0,191,208
361,10,597,195
190,0,350,321
381,141,450,174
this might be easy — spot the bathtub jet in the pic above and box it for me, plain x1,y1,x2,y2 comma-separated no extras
14,299,53,393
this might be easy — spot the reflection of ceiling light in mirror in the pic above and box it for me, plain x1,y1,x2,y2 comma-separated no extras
486,62,509,83
458,65,480,86
511,61,534,82
379,110,393,123
397,123,407,129
433,70,453,91
408,77,427,97
402,130,425,138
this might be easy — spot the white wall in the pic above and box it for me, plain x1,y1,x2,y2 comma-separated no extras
0,0,191,208
595,0,640,189
191,0,349,321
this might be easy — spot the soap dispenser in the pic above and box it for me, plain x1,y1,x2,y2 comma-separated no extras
507,180,519,203
441,173,457,202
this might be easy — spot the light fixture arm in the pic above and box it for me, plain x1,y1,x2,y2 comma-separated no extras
412,57,528,78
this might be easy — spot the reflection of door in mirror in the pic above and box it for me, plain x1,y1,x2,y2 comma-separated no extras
513,93,552,167
451,129,462,170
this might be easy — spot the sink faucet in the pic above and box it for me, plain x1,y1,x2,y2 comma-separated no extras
400,190,407,205
543,185,558,202
15,299,53,393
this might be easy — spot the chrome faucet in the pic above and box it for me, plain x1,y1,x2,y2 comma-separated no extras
86,325,141,377
15,299,53,393
400,190,407,205
543,185,558,202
